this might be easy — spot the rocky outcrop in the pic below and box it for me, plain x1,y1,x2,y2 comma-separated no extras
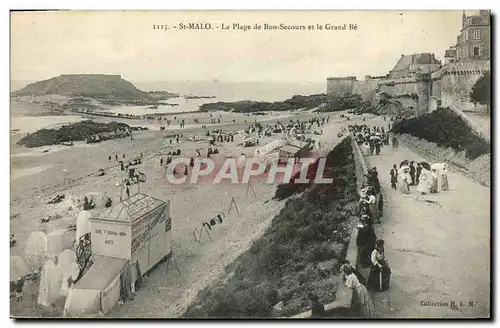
11,74,167,100
199,94,328,113
355,93,415,117
17,120,131,148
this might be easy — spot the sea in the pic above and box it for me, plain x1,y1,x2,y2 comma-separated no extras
126,80,326,115
10,80,326,131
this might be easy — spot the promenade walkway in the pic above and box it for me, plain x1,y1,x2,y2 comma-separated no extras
363,143,490,318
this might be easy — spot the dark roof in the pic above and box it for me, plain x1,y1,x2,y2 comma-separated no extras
94,193,167,223
391,53,441,72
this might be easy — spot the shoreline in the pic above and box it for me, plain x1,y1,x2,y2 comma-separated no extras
10,107,353,317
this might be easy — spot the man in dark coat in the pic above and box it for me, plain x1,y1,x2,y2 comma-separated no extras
416,163,422,185
390,165,398,190
409,161,416,185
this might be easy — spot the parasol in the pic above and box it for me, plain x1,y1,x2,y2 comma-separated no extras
399,165,410,173
399,160,409,167
76,211,92,241
431,163,447,171
420,162,431,170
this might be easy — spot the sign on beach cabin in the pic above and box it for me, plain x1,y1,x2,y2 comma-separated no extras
91,221,130,259
91,193,171,266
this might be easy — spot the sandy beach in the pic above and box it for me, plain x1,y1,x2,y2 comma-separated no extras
10,98,374,317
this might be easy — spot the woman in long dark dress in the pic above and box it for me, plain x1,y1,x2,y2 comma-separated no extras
356,215,377,269
367,239,391,292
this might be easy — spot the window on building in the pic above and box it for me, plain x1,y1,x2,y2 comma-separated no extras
465,31,469,41
473,46,480,56
474,29,480,40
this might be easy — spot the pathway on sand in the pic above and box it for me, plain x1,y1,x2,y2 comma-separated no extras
364,144,490,318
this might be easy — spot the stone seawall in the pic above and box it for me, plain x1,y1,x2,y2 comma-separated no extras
290,136,369,318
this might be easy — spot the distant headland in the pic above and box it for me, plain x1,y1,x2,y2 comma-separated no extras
11,74,180,105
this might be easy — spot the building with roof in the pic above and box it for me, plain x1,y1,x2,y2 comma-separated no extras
454,10,490,61
65,193,173,316
444,47,457,64
389,53,442,78
279,140,312,163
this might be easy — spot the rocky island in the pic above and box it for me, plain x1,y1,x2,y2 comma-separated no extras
11,74,179,108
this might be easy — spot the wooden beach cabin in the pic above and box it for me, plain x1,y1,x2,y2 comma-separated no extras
64,193,172,316
278,140,311,164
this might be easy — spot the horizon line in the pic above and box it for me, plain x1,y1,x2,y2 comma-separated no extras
10,78,331,84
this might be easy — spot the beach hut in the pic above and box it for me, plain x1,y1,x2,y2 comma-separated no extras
76,211,92,241
11,256,29,282
278,140,311,164
38,257,63,308
64,193,172,316
57,249,79,297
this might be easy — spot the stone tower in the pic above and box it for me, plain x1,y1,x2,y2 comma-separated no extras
415,72,431,116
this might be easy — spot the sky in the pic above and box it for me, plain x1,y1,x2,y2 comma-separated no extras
10,10,471,83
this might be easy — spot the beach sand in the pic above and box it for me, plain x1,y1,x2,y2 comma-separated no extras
10,104,375,317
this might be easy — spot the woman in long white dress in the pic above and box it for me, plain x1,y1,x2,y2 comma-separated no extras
417,168,431,195
342,265,375,317
398,166,411,194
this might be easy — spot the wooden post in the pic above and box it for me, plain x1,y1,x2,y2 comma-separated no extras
228,197,239,215
202,223,214,242
166,249,181,275
246,183,256,199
